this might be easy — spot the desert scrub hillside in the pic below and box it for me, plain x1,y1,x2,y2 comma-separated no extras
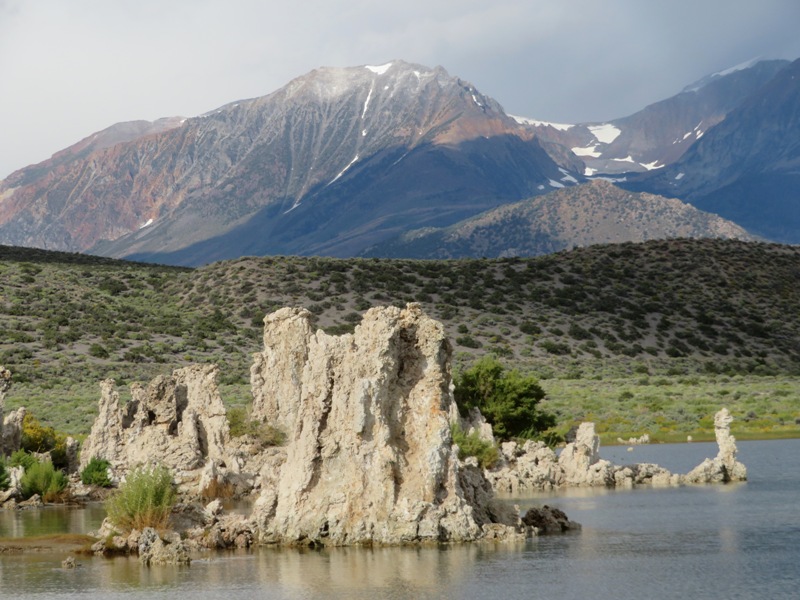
1,239,799,438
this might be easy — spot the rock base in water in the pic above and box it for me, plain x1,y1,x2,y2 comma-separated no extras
487,410,746,493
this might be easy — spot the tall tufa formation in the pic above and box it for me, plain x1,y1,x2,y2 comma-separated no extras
685,408,747,483
250,304,529,546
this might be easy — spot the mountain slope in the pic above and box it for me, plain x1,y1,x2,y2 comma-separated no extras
522,59,788,175
363,179,754,258
628,57,800,242
0,61,571,264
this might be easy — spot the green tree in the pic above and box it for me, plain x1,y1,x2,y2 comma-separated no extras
453,355,555,439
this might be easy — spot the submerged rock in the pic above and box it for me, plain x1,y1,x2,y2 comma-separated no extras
250,304,530,546
138,528,191,566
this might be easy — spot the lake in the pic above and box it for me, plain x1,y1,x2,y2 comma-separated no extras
1,438,798,599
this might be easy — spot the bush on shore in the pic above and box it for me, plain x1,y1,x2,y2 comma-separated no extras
19,460,69,502
105,464,177,532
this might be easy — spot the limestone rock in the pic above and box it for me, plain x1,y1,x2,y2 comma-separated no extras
617,434,650,445
558,422,615,486
685,408,747,483
460,407,494,443
251,304,526,546
80,365,231,479
487,440,563,494
2,407,25,456
485,410,745,492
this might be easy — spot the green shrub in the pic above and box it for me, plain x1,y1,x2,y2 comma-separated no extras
105,464,177,532
20,460,68,502
80,457,112,487
451,423,499,469
454,355,556,440
20,413,69,470
88,343,110,359
0,460,9,491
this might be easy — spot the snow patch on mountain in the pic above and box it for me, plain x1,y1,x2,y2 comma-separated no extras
572,145,601,158
362,86,373,118
682,57,762,92
330,155,359,184
365,63,393,75
559,168,578,184
511,116,574,131
588,124,622,144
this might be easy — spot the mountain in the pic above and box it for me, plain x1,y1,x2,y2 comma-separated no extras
362,179,754,258
520,59,788,175
0,61,572,265
627,57,800,243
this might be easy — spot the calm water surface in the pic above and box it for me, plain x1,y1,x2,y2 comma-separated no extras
1,439,798,599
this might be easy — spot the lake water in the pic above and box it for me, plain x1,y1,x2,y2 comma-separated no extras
1,439,798,599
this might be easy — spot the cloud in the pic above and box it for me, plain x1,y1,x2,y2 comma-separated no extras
1,0,800,178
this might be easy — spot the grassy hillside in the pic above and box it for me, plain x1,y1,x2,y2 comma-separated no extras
2,239,799,441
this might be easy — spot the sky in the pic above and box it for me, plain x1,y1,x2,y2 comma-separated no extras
2,0,800,179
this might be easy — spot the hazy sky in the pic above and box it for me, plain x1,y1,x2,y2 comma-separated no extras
2,0,800,179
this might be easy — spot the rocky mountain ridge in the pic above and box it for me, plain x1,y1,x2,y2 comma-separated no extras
1,57,798,262
627,57,800,243
523,59,788,175
0,60,569,264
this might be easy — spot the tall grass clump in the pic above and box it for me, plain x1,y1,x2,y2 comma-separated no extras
20,460,69,502
105,464,177,532
10,449,37,471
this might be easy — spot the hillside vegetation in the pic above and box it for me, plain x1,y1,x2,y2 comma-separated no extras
1,239,799,441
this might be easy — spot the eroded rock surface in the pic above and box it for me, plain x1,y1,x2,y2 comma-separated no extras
251,304,529,546
80,365,231,481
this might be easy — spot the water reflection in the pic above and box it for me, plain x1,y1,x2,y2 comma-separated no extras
0,503,106,539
